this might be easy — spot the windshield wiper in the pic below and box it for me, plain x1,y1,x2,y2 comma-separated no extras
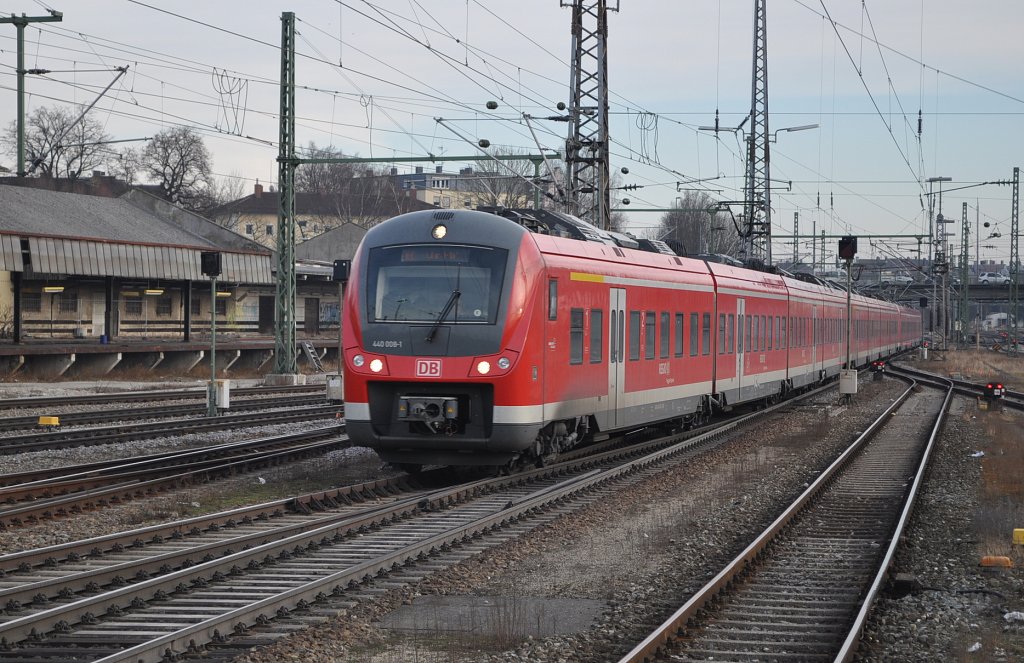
425,289,460,342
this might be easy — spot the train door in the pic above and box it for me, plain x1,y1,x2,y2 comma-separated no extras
811,304,820,378
608,288,626,428
736,298,746,402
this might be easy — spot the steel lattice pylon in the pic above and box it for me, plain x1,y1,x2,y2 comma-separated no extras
959,202,970,343
274,12,298,375
1011,167,1019,354
563,0,615,229
742,0,771,264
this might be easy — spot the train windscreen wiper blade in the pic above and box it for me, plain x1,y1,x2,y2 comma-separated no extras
425,289,460,342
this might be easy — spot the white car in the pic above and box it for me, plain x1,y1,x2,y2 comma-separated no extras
879,271,914,286
979,272,1010,285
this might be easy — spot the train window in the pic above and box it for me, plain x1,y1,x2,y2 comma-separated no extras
728,314,735,354
645,311,656,359
780,316,786,349
675,313,685,357
570,308,584,365
548,279,558,320
718,314,727,355
590,309,603,363
737,314,744,353
366,245,508,324
629,311,641,360
761,315,767,351
745,314,752,353
660,312,670,358
766,314,773,350
752,315,760,352
701,313,711,356
689,313,699,356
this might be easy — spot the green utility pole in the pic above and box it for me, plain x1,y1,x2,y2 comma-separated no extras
274,12,298,376
1,10,63,176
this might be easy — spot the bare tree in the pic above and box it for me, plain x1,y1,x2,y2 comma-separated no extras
141,126,212,211
111,146,143,184
652,190,741,257
295,142,357,193
464,148,536,209
1,105,111,178
294,142,409,229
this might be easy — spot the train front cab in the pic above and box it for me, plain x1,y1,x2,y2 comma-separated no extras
342,210,548,466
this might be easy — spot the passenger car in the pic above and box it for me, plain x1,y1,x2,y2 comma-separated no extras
979,272,1010,285
342,208,921,468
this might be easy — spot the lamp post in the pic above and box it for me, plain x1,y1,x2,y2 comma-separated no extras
201,252,222,416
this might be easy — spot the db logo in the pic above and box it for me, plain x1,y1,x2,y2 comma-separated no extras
415,359,442,377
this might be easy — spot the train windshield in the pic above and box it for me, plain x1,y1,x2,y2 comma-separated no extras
366,244,508,324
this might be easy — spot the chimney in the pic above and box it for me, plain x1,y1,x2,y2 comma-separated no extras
254,180,263,198
436,165,443,174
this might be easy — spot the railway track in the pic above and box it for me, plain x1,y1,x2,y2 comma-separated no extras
618,369,952,662
0,384,322,412
892,362,1023,411
0,405,343,455
0,377,856,659
0,394,333,433
0,426,349,528
0,379,846,662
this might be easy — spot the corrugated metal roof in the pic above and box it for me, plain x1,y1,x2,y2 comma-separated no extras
1,184,274,284
0,234,23,271
21,236,273,283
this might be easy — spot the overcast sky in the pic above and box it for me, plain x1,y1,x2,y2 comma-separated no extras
2,1,1022,267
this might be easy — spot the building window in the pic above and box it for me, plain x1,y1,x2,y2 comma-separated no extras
191,297,201,316
298,219,307,228
266,224,274,236
125,299,142,316
58,292,77,313
433,196,442,206
590,309,603,363
156,296,172,316
245,223,254,235
215,299,227,316
23,292,41,313
569,308,584,365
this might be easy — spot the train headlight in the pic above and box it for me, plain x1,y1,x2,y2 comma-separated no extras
369,358,384,373
352,354,365,367
476,360,491,375
431,223,447,240
497,357,511,370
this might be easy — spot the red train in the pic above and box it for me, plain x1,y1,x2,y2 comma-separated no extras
341,208,920,468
